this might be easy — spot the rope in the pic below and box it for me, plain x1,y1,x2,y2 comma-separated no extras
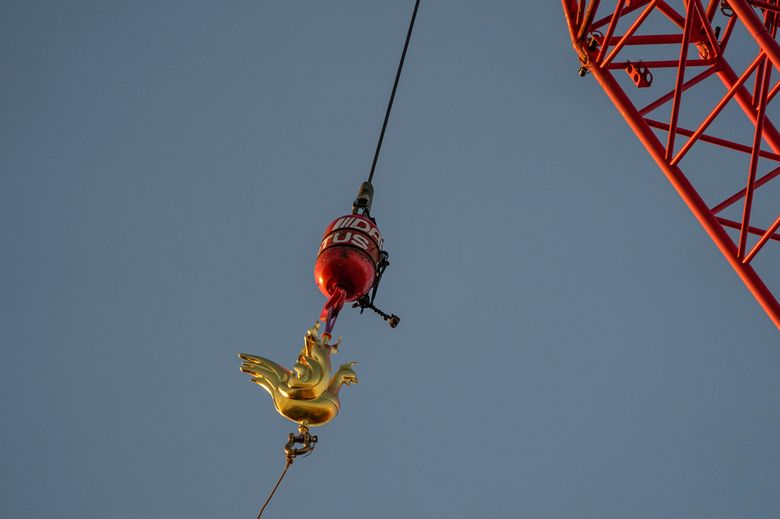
367,0,421,184
256,458,292,519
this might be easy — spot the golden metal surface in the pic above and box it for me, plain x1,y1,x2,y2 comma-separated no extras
239,322,357,426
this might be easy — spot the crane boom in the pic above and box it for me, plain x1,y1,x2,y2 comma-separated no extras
563,0,780,330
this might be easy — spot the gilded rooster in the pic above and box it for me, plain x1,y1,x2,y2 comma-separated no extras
238,322,358,426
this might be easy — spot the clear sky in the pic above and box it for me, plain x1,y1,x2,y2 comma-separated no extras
2,1,779,518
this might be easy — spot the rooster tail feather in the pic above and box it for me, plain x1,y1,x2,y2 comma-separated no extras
238,353,291,395
248,376,276,397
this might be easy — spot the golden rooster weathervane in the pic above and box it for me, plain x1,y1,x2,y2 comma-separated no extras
237,322,360,518
238,321,357,518
238,321,357,428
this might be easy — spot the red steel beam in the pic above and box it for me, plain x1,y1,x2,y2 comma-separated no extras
717,217,780,241
602,0,661,66
731,0,780,71
578,0,602,40
666,1,697,161
561,0,780,329
720,14,739,50
738,57,772,258
597,0,626,63
658,0,686,28
706,0,719,20
716,61,780,153
747,0,780,15
639,67,718,116
592,0,652,30
644,118,780,160
693,0,722,58
589,64,780,328
744,215,780,263
672,53,766,165
605,34,684,45
606,58,712,68
711,165,780,213
564,0,580,41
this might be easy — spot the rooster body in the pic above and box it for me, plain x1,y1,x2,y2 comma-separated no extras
239,322,357,426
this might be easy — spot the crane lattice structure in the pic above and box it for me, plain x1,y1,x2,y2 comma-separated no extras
563,0,780,330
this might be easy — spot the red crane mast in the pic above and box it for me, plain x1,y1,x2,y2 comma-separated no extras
563,0,780,330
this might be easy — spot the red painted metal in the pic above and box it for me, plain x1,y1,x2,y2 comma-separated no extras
314,214,382,301
745,215,780,262
563,0,780,329
712,165,780,212
313,214,383,337
739,55,773,258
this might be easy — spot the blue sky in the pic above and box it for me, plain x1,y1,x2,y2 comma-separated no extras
2,2,779,518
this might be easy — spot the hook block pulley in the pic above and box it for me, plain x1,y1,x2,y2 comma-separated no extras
313,186,398,337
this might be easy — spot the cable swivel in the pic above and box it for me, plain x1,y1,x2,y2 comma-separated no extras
284,424,317,463
256,424,318,517
352,182,374,216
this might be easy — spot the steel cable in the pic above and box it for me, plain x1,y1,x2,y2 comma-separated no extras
367,0,421,184
256,459,292,518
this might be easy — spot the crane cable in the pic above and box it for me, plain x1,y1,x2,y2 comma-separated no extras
256,429,316,518
253,2,421,515
367,0,421,185
256,458,292,519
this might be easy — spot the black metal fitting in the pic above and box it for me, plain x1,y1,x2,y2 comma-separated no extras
284,426,317,462
352,182,374,215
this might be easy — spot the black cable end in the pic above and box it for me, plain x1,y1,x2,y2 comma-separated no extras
352,181,374,215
